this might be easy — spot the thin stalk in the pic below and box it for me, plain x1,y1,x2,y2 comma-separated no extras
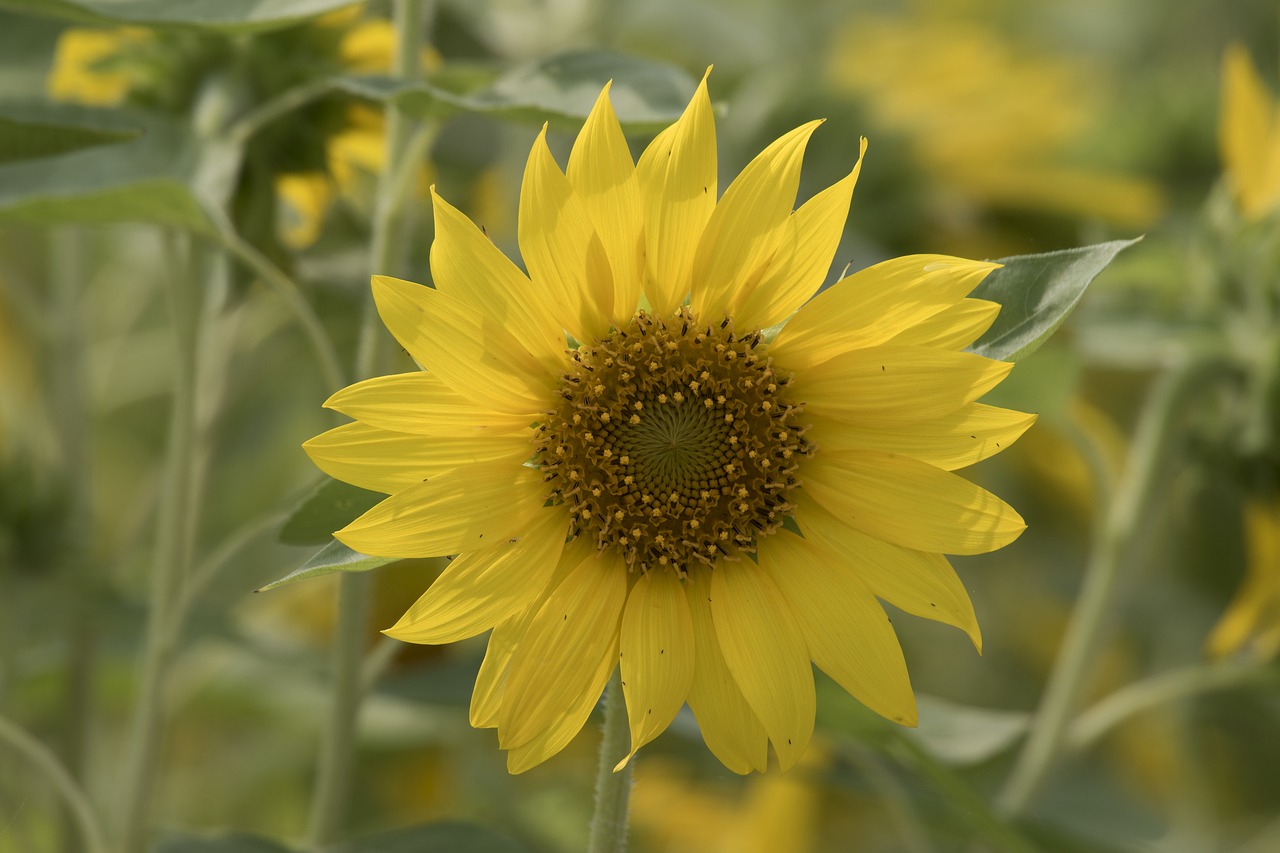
1068,661,1275,753
0,715,109,853
116,235,202,853
215,224,346,391
996,356,1233,816
587,671,633,853
305,2,431,847
226,78,338,148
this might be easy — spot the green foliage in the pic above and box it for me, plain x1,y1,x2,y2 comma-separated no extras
0,0,359,32
278,478,382,546
969,238,1142,363
256,539,396,592
0,103,138,163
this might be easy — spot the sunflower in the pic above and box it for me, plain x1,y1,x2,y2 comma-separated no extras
305,73,1034,774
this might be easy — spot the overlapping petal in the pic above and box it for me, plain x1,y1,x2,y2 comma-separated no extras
635,69,716,316
803,450,1026,555
770,255,999,369
303,421,531,494
371,276,552,414
323,372,534,436
885,298,1001,350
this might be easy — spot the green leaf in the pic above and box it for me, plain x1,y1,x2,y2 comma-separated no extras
0,111,213,231
904,694,1029,765
0,0,359,32
327,822,529,853
257,539,396,593
279,478,383,546
968,237,1141,362
341,50,699,131
0,103,139,164
151,831,295,853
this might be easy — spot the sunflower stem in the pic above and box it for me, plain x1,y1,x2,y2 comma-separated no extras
996,355,1234,817
306,2,431,847
116,233,203,853
587,670,633,853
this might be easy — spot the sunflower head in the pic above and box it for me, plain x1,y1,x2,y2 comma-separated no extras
307,72,1032,774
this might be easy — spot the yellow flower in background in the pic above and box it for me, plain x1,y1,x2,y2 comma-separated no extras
827,14,1162,232
1219,44,1280,221
305,75,1034,774
1206,498,1280,659
46,27,151,107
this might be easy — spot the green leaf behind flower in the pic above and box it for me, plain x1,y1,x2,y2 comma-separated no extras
969,238,1141,362
340,50,699,132
278,478,382,546
0,0,359,33
257,539,397,593
0,103,139,164
0,112,214,230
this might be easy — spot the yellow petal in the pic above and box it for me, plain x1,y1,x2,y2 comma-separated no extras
794,491,981,651
518,125,614,344
566,82,645,324
758,531,917,726
371,276,552,414
806,404,1036,471
685,566,769,774
303,422,531,494
469,536,595,728
885,298,1001,351
323,371,534,436
498,549,627,749
711,562,815,770
1221,44,1278,219
770,255,999,369
430,188,567,373
336,462,548,558
734,138,867,332
616,571,695,769
1207,499,1280,657
384,507,570,644
802,450,1026,556
690,120,824,321
636,69,716,316
471,606,536,729
796,345,1013,426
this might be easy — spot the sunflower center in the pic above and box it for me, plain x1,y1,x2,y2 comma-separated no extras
536,308,811,573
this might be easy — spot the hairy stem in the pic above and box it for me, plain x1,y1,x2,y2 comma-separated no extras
587,671,633,853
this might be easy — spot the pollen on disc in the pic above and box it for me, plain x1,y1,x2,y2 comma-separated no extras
536,308,811,573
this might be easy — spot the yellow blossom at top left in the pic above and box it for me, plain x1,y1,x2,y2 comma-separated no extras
47,27,151,107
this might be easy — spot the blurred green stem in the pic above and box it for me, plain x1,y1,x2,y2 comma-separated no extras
587,671,633,853
306,2,432,847
997,356,1233,817
116,234,203,853
0,715,109,853
1069,661,1276,752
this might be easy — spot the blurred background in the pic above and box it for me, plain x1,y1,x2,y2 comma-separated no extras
2,0,1279,851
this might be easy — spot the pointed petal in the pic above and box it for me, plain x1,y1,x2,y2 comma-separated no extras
759,531,917,725
691,120,824,321
372,276,552,414
734,138,867,331
711,562,815,770
1221,44,1275,218
616,571,695,768
567,82,644,323
498,548,627,749
323,371,534,436
384,507,570,644
685,566,769,774
885,298,1001,350
336,462,548,558
806,404,1037,471
796,345,1013,426
471,606,536,728
303,422,531,494
802,450,1026,556
794,491,981,650
770,255,999,369
430,188,567,373
469,535,597,729
635,69,716,316
518,125,614,344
